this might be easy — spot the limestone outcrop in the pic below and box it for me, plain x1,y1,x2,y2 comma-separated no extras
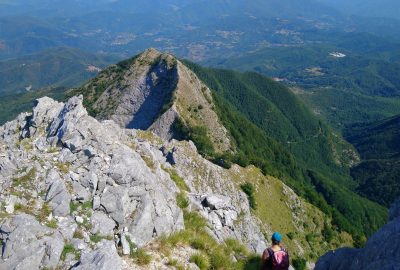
0,96,267,269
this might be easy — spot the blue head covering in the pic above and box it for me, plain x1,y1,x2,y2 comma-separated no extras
272,232,282,242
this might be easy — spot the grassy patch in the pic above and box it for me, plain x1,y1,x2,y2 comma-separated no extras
292,257,307,270
46,219,58,229
73,229,84,239
37,203,52,223
81,217,93,231
130,248,152,266
156,211,259,270
70,201,79,213
81,201,93,210
56,162,71,174
190,253,210,270
167,258,185,270
14,202,34,215
12,168,36,188
90,234,113,244
176,192,189,209
141,155,155,170
61,244,81,261
240,182,257,210
165,168,189,192
16,138,33,151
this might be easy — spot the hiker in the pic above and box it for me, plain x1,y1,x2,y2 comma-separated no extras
260,232,290,270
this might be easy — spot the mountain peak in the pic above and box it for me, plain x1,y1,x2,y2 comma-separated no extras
69,49,232,153
138,47,175,65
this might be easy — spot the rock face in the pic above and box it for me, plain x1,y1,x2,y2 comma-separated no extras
0,96,184,269
166,141,268,253
315,199,400,270
0,214,64,270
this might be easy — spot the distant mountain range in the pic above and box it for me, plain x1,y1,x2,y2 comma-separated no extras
205,41,400,129
318,0,400,21
0,47,117,97
1,0,400,61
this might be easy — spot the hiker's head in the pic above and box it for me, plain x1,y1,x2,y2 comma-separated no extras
271,232,282,245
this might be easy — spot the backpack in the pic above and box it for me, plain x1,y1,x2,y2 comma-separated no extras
267,247,289,270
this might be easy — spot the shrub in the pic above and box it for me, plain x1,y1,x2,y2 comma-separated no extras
37,203,52,223
225,238,248,257
73,229,84,239
61,244,80,261
176,192,189,209
130,248,152,265
46,219,58,229
322,222,334,243
292,258,307,270
190,253,210,270
166,168,189,192
173,119,215,157
240,182,257,210
209,248,232,269
90,234,104,243
184,211,208,231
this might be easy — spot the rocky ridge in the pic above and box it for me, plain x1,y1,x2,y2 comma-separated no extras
71,48,231,153
0,94,347,269
0,96,266,269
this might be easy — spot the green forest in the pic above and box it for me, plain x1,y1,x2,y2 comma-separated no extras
346,115,400,207
183,60,387,241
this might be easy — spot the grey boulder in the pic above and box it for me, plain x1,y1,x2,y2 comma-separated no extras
73,240,122,270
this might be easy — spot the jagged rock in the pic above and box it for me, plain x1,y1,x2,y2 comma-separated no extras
203,194,232,210
0,92,270,268
41,233,65,269
71,238,88,251
45,169,71,217
30,97,64,133
73,240,122,270
315,198,400,270
0,155,16,178
0,214,63,270
4,195,17,214
35,137,50,152
100,185,134,225
57,216,78,241
90,212,116,236
121,233,131,255
170,142,267,253
149,106,179,140
93,195,101,210
107,148,151,186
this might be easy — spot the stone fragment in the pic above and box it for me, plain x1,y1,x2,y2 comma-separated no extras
90,211,115,236
73,240,122,270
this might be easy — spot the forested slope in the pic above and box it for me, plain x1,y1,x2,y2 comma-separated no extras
346,115,400,207
183,61,386,241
